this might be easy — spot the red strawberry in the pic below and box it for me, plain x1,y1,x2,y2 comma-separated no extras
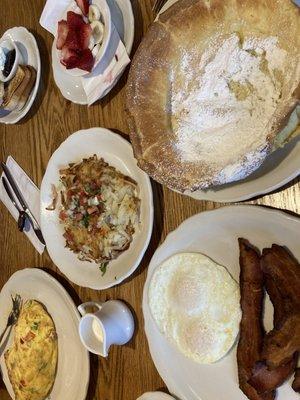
56,20,69,50
79,23,92,49
75,0,90,16
77,48,94,72
61,46,80,69
64,29,80,51
67,11,85,29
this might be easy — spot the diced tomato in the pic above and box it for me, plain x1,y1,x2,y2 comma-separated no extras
59,210,68,221
79,195,87,206
23,331,36,342
75,213,83,221
87,206,98,215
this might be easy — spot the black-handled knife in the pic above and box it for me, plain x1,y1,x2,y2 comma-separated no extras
2,176,26,231
1,162,45,245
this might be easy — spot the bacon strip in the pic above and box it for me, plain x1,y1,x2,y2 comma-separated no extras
292,368,300,393
237,238,275,400
261,245,300,368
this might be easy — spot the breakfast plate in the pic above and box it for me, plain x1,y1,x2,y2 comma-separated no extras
40,127,153,290
138,0,300,203
52,0,134,104
0,268,90,400
143,205,300,400
0,27,41,124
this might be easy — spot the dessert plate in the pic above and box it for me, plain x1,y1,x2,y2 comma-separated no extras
143,205,300,400
52,0,134,104
0,27,41,124
158,0,300,203
0,268,90,400
40,128,153,290
55,0,112,78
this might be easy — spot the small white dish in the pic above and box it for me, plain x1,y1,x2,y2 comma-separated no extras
143,205,300,400
0,268,90,400
40,127,153,290
137,392,175,400
0,38,20,82
78,300,134,356
52,0,134,104
0,27,41,124
56,0,112,77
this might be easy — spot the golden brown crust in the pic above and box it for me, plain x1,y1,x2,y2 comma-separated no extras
126,0,300,192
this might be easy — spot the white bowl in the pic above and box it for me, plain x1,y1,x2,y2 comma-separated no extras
0,38,21,82
40,128,154,290
56,0,112,77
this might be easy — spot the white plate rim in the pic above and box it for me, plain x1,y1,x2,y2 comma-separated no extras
40,127,154,290
156,0,300,203
142,204,300,400
0,267,90,400
0,27,41,124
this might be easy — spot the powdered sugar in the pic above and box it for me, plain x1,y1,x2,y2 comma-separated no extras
171,33,287,183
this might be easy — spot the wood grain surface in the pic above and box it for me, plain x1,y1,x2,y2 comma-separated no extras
0,1,299,399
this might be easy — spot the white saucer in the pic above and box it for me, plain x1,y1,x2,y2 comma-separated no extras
52,0,134,105
0,27,41,124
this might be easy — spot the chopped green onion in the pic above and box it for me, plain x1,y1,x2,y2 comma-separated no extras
99,263,108,276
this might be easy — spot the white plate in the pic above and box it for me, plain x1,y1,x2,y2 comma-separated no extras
0,27,41,124
158,0,300,203
52,0,134,104
143,205,300,400
0,268,90,400
55,0,112,77
40,127,153,290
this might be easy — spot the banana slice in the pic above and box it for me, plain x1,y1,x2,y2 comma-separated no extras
92,43,101,58
88,5,101,22
90,20,105,45
88,35,95,50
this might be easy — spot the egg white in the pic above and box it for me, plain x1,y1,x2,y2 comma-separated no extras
148,252,241,364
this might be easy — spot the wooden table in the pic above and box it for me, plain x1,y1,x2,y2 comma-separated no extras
0,1,299,399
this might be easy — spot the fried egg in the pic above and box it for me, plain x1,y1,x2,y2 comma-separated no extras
5,300,58,400
148,253,241,364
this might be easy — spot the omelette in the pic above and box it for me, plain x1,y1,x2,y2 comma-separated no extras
4,300,58,400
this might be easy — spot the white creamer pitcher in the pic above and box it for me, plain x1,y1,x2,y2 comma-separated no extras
78,300,135,357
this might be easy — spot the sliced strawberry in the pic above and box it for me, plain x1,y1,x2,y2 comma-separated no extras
79,23,92,49
75,0,89,16
67,11,85,29
61,46,80,69
76,48,94,72
65,29,80,51
56,20,69,50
